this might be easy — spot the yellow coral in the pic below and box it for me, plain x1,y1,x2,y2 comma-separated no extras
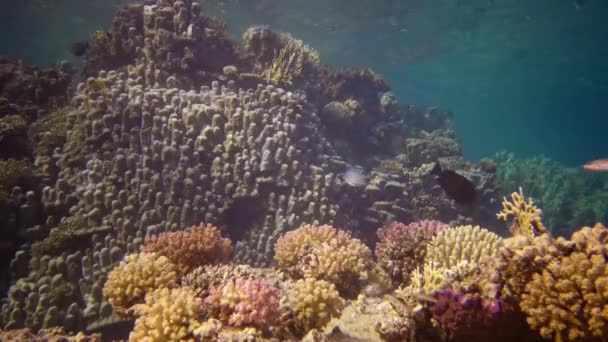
520,224,608,341
274,224,371,293
497,187,547,238
259,35,319,85
286,277,344,333
103,253,178,314
425,225,501,270
408,263,446,294
130,286,203,342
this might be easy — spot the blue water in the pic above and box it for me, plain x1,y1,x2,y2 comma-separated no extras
1,0,606,166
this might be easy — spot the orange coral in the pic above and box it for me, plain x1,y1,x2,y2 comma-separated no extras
140,223,232,274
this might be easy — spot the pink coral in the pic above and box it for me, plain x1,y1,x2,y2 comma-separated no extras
204,277,280,329
430,286,504,340
140,223,232,274
375,220,448,283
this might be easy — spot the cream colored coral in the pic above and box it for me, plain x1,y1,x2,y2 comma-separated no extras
103,253,177,314
287,277,344,332
520,224,608,341
407,263,446,294
497,187,546,238
425,225,501,270
274,224,371,288
130,286,202,342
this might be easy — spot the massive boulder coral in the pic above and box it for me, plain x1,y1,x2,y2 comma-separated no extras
274,224,372,295
85,0,240,85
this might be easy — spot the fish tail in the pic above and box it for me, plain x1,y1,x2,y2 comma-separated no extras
431,161,442,175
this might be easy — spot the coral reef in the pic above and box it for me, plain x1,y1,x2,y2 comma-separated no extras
0,327,100,341
284,277,345,334
497,187,547,238
425,225,502,270
494,152,608,237
520,223,608,341
140,223,232,274
204,276,280,329
0,115,30,159
429,286,502,340
102,252,177,315
375,219,448,284
130,286,202,342
85,0,240,86
0,57,73,122
0,0,503,338
273,224,372,295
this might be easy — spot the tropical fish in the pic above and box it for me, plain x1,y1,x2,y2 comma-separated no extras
70,41,90,57
583,158,608,171
343,165,367,187
431,161,476,204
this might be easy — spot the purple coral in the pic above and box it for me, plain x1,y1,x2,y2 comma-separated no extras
430,286,503,339
204,276,280,329
375,220,448,283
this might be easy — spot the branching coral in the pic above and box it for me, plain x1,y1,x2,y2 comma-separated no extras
519,223,608,341
183,264,287,298
183,264,258,297
497,187,547,238
408,263,448,294
244,27,320,85
102,253,177,314
285,277,344,334
375,220,448,284
493,233,562,300
425,225,502,270
402,225,501,295
204,276,280,329
274,224,371,295
130,286,203,342
140,223,232,275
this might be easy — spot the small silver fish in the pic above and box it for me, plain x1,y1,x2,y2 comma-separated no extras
344,165,367,187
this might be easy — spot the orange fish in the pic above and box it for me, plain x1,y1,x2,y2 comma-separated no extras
583,158,608,171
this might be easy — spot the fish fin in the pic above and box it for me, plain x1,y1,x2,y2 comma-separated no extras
431,161,442,175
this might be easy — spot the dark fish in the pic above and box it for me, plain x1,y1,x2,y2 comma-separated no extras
70,41,90,57
574,0,583,9
431,161,476,204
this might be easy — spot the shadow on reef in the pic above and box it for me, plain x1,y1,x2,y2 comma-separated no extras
0,0,504,338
